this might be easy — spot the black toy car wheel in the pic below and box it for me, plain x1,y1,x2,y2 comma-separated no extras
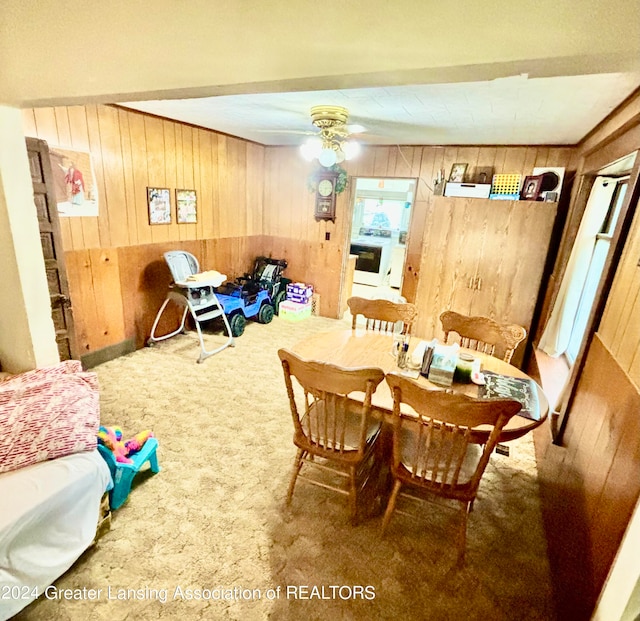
258,303,274,324
273,290,287,315
229,313,246,337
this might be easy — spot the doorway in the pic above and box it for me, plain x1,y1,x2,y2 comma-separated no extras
347,177,416,301
536,151,636,420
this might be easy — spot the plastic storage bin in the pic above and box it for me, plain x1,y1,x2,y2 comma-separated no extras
279,300,312,321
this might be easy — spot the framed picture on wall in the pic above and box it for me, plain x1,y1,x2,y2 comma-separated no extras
147,187,171,224
176,189,197,223
449,163,468,183
520,175,543,201
48,146,99,217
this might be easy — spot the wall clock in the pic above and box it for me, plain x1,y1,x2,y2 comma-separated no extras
314,173,338,222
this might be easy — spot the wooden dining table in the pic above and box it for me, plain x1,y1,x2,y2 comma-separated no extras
292,328,549,442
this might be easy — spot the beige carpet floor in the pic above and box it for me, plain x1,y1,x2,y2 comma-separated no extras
15,314,556,621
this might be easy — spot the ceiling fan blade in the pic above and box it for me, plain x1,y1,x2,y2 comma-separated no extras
346,124,366,134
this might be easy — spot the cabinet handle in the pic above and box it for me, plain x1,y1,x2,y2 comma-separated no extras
478,277,482,291
468,277,473,289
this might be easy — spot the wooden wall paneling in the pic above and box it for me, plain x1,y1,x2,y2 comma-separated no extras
392,146,413,178
85,105,112,248
53,107,72,149
217,135,230,238
455,146,480,181
261,152,275,237
67,106,99,250
521,146,539,175
600,194,640,352
538,335,640,621
492,147,510,173
185,126,200,241
235,140,249,239
386,145,398,176
225,137,239,237
414,199,458,338
21,109,37,137
209,132,221,238
127,111,153,246
475,146,497,172
163,120,179,240
502,146,528,175
246,143,264,236
196,130,213,239
64,249,99,354
97,106,130,247
371,147,389,177
87,248,126,348
32,107,58,141
442,147,460,182
123,243,176,348
144,115,169,244
117,108,139,247
403,148,438,302
355,145,376,177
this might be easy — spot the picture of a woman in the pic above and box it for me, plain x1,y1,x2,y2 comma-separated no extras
64,160,85,205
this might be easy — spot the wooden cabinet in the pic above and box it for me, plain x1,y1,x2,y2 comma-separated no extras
413,197,557,367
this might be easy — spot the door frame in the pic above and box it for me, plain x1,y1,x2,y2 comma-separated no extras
552,154,640,442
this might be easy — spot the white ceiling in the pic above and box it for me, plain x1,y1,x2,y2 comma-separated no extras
120,72,640,147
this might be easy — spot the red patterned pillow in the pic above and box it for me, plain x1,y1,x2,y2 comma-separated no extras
0,367,99,474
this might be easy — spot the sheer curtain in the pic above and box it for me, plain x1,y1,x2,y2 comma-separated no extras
539,177,617,357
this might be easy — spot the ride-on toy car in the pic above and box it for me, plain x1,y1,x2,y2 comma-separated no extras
235,257,291,315
214,279,274,337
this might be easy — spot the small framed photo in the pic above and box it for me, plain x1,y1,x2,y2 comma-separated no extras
176,189,197,223
474,166,494,184
520,175,543,201
147,187,171,225
449,163,468,183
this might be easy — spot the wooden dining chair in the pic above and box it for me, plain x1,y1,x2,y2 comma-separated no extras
381,373,522,564
347,296,418,334
439,310,526,363
277,348,385,524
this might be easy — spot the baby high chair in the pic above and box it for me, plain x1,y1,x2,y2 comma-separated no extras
147,251,234,362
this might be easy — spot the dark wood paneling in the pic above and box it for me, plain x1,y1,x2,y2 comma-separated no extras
537,334,640,621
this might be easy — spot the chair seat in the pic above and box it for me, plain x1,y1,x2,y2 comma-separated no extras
297,399,382,453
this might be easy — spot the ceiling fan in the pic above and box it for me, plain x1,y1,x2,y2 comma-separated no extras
257,105,365,166
300,105,363,166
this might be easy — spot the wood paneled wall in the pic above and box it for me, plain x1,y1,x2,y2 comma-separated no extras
22,104,266,354
21,104,265,249
599,183,640,385
262,144,577,319
534,90,640,621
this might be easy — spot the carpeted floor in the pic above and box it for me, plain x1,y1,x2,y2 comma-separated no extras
14,315,556,621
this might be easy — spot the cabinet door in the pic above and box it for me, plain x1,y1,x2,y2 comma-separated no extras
415,197,557,367
472,201,557,366
415,197,483,338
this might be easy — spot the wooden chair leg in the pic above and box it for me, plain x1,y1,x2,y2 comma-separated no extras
349,465,359,525
380,479,402,535
286,448,305,505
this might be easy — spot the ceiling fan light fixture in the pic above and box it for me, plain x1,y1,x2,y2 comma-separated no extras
342,140,360,160
318,147,337,167
300,137,322,161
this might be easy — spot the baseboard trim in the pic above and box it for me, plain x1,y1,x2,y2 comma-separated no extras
81,338,136,369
